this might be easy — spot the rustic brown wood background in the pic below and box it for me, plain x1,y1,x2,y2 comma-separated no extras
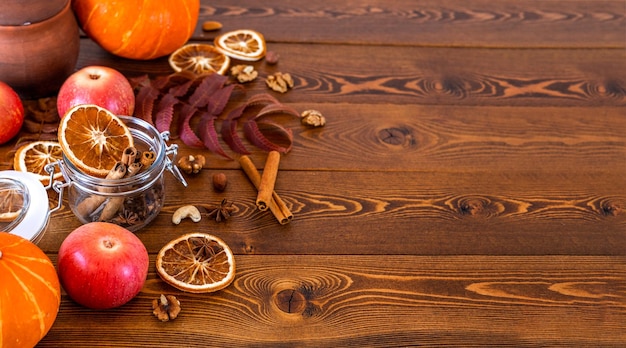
1,0,624,346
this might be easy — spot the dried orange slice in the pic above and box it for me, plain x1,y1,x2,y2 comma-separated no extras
0,187,23,222
214,29,266,61
156,232,235,293
58,104,133,178
13,141,64,185
168,44,231,75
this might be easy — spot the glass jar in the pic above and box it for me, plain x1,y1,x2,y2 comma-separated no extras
0,171,51,243
49,116,187,232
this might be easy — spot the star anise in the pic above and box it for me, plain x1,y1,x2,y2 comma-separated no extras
112,209,140,226
202,199,236,222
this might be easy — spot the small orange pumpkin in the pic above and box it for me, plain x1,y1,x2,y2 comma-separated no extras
72,0,200,60
0,232,61,348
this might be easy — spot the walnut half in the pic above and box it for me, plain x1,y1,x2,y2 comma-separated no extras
152,294,181,322
231,65,258,83
266,72,294,93
177,154,206,174
301,109,326,127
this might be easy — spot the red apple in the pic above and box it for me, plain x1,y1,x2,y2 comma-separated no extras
56,65,135,118
57,222,149,309
0,81,25,145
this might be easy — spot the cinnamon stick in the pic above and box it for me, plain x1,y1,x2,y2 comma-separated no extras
98,162,143,221
75,162,127,218
238,155,292,225
121,146,137,166
140,151,156,169
256,151,280,211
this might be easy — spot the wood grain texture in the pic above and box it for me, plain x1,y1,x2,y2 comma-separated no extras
37,255,626,347
77,41,626,107
195,0,626,48
34,168,625,256
3,0,620,346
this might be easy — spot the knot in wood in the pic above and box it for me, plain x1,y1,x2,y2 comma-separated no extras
275,289,306,314
457,196,503,217
379,126,414,147
601,201,621,216
459,199,485,216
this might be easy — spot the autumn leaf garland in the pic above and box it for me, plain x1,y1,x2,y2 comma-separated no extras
129,72,300,159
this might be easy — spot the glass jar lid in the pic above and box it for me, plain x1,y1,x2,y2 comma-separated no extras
0,170,49,243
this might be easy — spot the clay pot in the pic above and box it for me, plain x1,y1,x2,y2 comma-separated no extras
0,0,80,99
0,0,68,26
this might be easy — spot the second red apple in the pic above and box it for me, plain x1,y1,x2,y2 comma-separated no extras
57,66,135,118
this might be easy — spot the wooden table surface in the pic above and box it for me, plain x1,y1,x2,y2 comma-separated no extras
3,0,625,346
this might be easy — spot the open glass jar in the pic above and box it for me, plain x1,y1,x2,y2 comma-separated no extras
0,171,50,243
48,116,187,232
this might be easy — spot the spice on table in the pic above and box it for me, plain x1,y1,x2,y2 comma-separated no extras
201,199,235,222
152,294,181,322
238,155,292,225
256,151,281,211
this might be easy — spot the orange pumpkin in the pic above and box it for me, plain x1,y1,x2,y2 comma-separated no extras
72,0,200,60
0,232,61,348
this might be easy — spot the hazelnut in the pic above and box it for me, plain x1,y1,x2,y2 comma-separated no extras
265,51,280,65
212,173,228,192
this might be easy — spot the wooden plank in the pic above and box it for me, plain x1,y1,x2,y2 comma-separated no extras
38,255,626,347
37,169,625,256
195,0,626,48
77,40,626,107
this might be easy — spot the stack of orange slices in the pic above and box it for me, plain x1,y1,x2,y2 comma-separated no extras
57,104,134,178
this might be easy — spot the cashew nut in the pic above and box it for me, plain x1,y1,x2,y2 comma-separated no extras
172,205,202,224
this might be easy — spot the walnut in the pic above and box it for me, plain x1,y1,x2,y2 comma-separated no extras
177,154,205,174
301,109,326,127
152,294,181,322
230,65,258,83
266,72,294,93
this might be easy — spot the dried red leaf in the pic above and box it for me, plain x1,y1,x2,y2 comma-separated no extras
134,84,160,124
243,120,293,153
154,93,179,133
254,102,301,119
188,73,229,108
178,104,204,148
207,84,235,116
198,113,232,159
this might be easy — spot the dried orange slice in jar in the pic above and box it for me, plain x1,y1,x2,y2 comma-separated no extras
214,29,266,61
156,232,236,293
13,141,64,185
0,186,24,222
168,44,231,75
58,104,134,178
